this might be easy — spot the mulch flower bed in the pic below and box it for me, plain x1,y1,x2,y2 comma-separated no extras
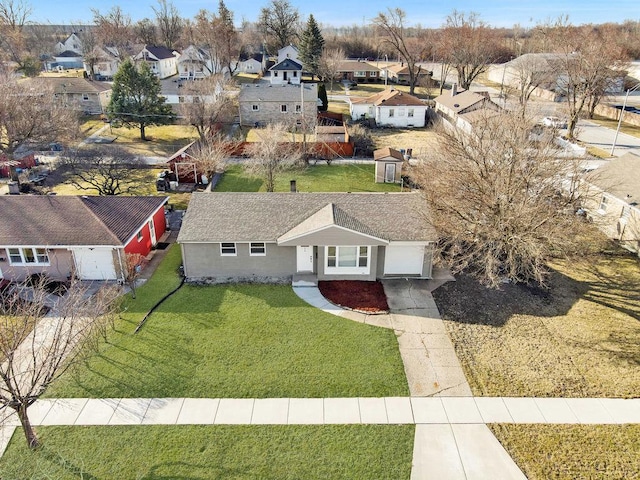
318,280,390,314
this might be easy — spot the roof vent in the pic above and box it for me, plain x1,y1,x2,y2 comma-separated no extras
453,103,460,108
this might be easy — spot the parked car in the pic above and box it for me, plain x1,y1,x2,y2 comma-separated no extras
541,116,568,129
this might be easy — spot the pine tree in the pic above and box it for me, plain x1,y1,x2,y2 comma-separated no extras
298,14,324,80
317,83,328,111
107,59,175,141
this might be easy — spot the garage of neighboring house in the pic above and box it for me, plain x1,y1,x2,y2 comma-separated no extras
72,247,118,280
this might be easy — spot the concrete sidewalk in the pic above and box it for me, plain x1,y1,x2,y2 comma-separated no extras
3,395,638,478
4,396,637,428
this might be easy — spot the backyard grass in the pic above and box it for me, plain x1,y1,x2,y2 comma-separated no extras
0,425,414,479
103,124,199,157
79,116,106,136
433,252,640,398
46,245,408,398
48,167,192,210
489,424,640,480
370,128,439,156
215,164,403,193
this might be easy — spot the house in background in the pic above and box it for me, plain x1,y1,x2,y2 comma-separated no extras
434,86,500,130
134,45,178,79
85,46,121,80
350,88,427,127
49,50,84,71
337,60,380,83
581,151,640,256
269,58,303,85
0,196,168,282
382,63,432,86
374,147,404,183
236,53,266,74
45,77,112,114
277,45,299,63
178,192,435,283
238,83,318,128
178,45,220,80
54,33,82,55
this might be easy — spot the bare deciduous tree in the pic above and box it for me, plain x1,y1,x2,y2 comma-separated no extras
545,22,629,138
413,108,590,288
123,253,145,299
245,123,303,192
372,8,427,95
440,10,501,90
0,279,120,449
178,74,236,141
59,146,148,196
258,0,299,52
91,6,133,54
0,73,79,156
187,134,236,184
153,0,182,50
319,47,344,93
134,18,158,46
505,54,556,115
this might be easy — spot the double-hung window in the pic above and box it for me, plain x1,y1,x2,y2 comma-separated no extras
7,247,49,265
250,242,266,256
220,243,237,256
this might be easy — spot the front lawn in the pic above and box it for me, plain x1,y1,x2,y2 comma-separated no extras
0,425,414,479
490,424,640,480
434,252,640,398
216,164,402,193
47,245,408,398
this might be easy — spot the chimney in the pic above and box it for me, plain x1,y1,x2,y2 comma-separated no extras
290,179,297,192
451,83,458,97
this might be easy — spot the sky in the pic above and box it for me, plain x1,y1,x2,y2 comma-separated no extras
28,0,640,28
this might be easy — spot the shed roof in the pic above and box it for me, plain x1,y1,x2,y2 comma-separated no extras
374,147,404,162
178,192,434,243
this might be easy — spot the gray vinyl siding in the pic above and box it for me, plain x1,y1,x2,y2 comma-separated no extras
0,248,74,282
182,242,296,282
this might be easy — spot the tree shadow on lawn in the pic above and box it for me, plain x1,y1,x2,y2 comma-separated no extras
432,253,640,380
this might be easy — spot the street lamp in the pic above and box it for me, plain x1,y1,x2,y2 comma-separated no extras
610,82,640,156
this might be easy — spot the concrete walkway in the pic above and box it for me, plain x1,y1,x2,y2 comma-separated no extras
293,277,472,397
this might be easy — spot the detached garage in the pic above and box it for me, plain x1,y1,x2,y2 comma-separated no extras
0,195,168,282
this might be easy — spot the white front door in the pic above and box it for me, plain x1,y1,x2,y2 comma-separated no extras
149,218,157,246
296,246,314,272
385,163,396,183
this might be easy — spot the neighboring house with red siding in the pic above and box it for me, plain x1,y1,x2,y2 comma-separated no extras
0,195,168,282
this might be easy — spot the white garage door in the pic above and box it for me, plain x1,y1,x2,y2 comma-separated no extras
384,245,424,275
73,248,117,280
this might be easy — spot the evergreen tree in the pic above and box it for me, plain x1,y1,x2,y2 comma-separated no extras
298,14,324,80
107,59,174,141
317,83,328,111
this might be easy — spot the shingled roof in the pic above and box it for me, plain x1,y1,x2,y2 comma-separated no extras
270,58,302,71
0,196,168,247
350,88,425,107
178,192,434,243
586,151,640,203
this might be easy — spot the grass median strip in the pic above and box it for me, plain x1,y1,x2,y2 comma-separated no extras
0,425,414,479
